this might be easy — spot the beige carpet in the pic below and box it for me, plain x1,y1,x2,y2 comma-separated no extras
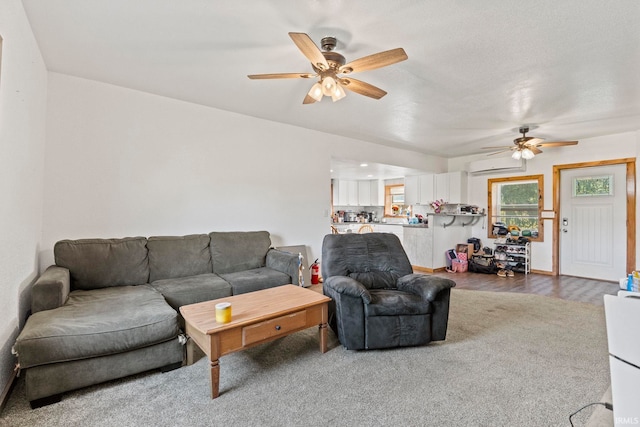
0,289,612,426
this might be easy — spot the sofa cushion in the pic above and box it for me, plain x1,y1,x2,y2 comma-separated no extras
210,231,271,274
150,273,232,310
54,237,149,290
148,234,212,282
220,267,290,295
14,285,178,369
365,289,432,316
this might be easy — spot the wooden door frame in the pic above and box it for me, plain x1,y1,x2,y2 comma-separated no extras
552,158,636,276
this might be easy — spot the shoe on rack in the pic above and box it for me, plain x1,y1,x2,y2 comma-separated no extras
497,269,507,277
506,269,515,277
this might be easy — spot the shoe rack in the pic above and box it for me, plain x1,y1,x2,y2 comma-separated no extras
494,240,530,274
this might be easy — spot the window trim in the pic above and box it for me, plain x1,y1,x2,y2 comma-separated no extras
487,174,544,242
384,184,409,217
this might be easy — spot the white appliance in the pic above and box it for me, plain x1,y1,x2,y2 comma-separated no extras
604,291,640,426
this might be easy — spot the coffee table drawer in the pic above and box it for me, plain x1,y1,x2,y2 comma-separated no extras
243,310,307,346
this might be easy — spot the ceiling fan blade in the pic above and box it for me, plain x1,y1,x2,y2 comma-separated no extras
486,149,514,156
247,73,315,79
339,77,387,99
302,94,318,104
339,48,408,74
524,137,544,146
530,147,543,155
288,32,329,70
481,146,514,149
534,141,579,147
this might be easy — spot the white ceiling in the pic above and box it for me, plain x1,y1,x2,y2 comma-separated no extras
22,0,640,177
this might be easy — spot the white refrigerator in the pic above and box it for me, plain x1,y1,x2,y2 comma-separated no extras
604,292,640,426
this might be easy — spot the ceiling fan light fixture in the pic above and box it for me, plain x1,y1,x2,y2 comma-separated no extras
307,82,323,102
521,148,535,160
511,150,522,160
331,83,346,102
321,76,337,96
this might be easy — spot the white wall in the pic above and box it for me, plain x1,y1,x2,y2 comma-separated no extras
0,0,48,396
448,131,640,272
41,73,441,271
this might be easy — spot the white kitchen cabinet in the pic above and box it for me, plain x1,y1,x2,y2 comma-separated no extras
405,174,435,206
332,179,399,207
333,180,359,206
435,173,449,202
418,174,435,205
404,176,419,205
435,172,468,203
358,181,371,206
371,180,384,206
347,180,358,206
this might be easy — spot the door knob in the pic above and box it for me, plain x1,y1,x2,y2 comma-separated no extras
562,229,568,233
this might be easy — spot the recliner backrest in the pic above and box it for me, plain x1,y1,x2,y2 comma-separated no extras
321,233,413,289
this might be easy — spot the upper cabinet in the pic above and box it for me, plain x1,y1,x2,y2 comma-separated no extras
333,179,383,206
436,171,468,203
405,171,468,206
405,175,434,206
419,174,435,204
404,176,419,205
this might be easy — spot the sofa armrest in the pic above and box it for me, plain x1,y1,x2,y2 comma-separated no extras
266,248,301,285
396,274,456,302
31,266,70,314
323,276,371,304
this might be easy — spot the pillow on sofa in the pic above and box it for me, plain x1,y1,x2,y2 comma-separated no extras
147,234,212,282
210,231,271,274
54,237,149,290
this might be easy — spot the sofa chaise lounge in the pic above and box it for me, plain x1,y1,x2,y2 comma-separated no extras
13,231,300,408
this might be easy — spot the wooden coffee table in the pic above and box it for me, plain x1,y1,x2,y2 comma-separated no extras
180,285,331,399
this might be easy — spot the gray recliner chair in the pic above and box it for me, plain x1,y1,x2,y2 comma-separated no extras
321,233,456,350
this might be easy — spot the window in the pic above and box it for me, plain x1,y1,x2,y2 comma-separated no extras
384,184,411,217
488,175,543,241
573,175,614,197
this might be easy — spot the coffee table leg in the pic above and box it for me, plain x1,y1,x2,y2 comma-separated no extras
319,302,328,353
319,323,328,353
209,333,221,399
210,359,220,399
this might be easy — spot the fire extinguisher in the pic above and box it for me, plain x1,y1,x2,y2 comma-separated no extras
311,259,320,285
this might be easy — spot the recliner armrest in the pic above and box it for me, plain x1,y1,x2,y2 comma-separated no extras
266,248,301,285
31,266,70,313
323,276,372,304
397,274,456,302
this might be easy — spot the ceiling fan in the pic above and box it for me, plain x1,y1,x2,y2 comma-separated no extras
247,32,408,104
482,126,579,160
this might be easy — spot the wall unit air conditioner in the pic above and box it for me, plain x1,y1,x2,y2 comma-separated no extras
467,157,525,175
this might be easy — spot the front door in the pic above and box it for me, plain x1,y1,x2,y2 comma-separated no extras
559,164,627,281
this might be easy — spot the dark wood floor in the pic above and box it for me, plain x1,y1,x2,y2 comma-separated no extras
314,272,620,305
429,270,619,306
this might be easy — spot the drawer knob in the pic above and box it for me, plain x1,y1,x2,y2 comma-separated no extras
275,325,281,331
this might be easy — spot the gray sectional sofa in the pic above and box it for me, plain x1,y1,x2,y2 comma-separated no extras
13,231,300,408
